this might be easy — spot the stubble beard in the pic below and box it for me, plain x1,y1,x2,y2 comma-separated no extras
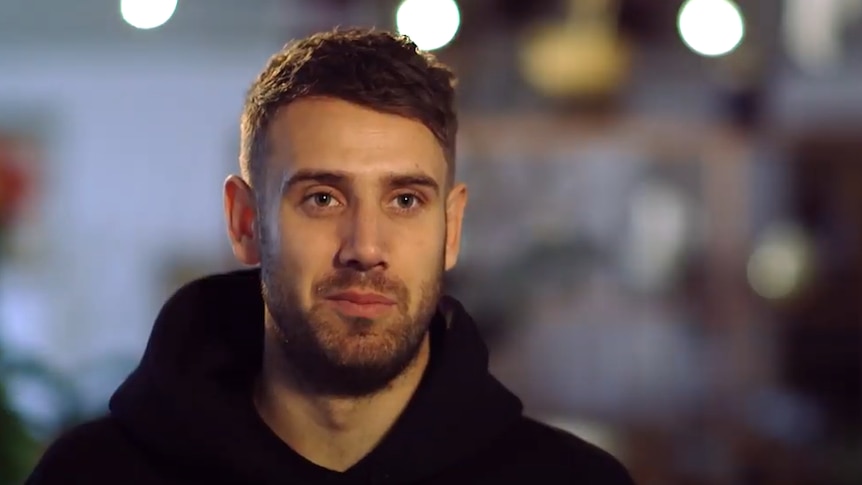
259,243,444,398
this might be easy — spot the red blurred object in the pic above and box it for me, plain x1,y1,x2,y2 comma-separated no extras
0,135,34,228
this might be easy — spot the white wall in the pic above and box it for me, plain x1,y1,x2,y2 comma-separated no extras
0,44,278,387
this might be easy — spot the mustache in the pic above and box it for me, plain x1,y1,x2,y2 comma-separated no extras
314,270,407,301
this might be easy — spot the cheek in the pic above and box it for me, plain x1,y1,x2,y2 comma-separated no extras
277,216,340,291
277,210,335,258
393,219,446,274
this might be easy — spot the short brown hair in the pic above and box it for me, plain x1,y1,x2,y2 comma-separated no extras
240,28,458,194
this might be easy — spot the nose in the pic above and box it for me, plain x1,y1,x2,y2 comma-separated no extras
337,204,388,271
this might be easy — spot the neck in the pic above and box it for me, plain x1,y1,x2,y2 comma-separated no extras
254,327,430,472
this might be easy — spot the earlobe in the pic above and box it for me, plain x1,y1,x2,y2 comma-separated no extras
223,175,261,266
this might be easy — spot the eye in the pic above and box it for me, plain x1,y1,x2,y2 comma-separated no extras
392,193,421,211
302,191,342,210
311,192,335,207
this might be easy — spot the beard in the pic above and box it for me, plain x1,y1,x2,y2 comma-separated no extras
259,247,443,398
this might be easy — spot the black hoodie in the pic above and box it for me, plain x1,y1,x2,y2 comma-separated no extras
26,269,635,484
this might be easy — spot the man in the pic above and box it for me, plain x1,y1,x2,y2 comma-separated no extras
27,28,635,484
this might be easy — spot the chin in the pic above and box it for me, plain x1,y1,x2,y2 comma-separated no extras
327,330,401,365
278,301,430,396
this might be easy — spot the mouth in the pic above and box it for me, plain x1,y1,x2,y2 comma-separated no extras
324,291,397,319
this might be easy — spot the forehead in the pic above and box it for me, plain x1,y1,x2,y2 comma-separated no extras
266,97,447,183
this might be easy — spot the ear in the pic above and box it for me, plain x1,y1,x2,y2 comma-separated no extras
223,175,261,265
444,182,468,271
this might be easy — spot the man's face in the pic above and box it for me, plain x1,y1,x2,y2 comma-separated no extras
254,97,466,397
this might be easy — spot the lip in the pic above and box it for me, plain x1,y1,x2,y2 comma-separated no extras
326,292,396,305
325,292,396,319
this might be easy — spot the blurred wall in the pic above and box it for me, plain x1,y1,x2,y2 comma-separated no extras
0,43,281,383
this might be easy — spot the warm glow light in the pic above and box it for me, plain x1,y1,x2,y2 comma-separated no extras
677,0,745,57
120,0,178,30
396,0,461,51
747,223,812,300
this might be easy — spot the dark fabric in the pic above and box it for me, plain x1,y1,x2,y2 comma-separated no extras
26,269,635,484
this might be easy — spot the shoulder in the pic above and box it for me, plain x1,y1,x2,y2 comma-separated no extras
25,416,146,484
503,416,636,484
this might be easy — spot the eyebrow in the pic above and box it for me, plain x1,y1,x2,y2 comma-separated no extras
280,169,348,194
280,169,440,195
384,173,440,194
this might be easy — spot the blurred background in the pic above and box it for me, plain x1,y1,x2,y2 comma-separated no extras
0,0,860,483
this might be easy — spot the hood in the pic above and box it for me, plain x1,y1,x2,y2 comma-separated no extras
109,269,523,484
